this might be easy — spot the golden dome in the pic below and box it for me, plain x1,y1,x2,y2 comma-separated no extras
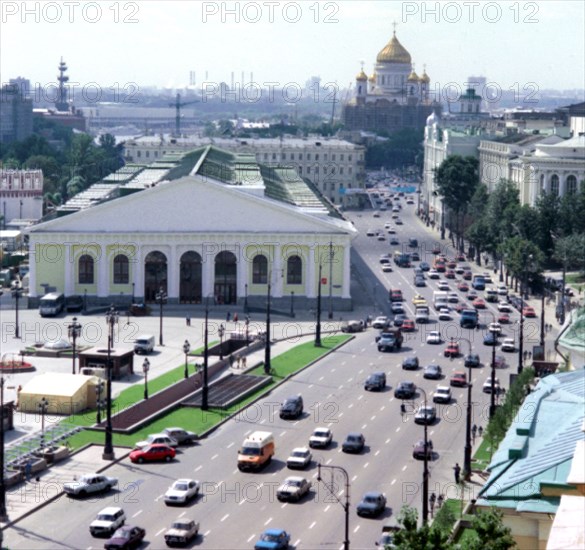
369,73,376,82
420,68,430,83
356,69,368,81
407,70,419,82
376,31,412,64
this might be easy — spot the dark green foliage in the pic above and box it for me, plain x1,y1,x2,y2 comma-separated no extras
365,128,424,170
460,509,516,550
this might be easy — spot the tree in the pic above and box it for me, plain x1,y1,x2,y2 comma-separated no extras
460,509,516,549
392,506,453,550
533,191,560,260
553,234,585,275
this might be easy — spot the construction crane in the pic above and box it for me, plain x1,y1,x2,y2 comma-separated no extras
169,93,199,137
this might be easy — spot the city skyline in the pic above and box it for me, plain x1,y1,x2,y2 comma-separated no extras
1,1,584,100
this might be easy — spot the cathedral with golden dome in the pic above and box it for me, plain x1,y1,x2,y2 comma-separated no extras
342,30,441,135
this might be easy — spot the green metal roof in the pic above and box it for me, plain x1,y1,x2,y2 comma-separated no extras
559,308,585,353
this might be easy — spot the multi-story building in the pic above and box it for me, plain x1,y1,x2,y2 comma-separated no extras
123,136,366,206
0,84,33,144
0,170,44,227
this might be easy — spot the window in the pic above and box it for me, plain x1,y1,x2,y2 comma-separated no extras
290,153,294,160
113,254,129,284
315,154,319,160
287,255,302,285
349,167,353,175
307,166,311,174
299,153,303,160
79,254,94,284
272,153,276,160
566,175,577,194
332,154,336,161
282,153,286,160
348,155,352,161
146,151,150,158
324,154,328,161
252,255,268,284
264,153,268,160
340,154,344,161
551,174,559,196
137,151,141,158
298,166,303,175
307,153,311,160
340,167,343,175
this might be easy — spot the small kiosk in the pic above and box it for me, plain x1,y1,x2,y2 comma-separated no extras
78,346,134,380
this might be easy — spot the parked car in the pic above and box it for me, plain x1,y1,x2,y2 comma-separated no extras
164,479,200,505
372,316,389,329
276,476,312,502
356,491,386,517
254,529,291,550
423,364,442,380
402,356,419,370
163,427,198,445
286,447,312,470
342,432,365,453
412,439,433,460
414,405,437,425
309,427,333,449
164,519,199,547
65,294,84,312
104,525,145,550
394,381,416,399
129,444,176,464
135,433,178,450
450,371,467,387
63,473,118,497
279,395,303,419
432,386,452,404
89,506,126,538
364,372,386,391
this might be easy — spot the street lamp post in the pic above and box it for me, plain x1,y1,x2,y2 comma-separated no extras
131,282,135,303
328,241,334,320
38,397,49,450
0,376,9,522
290,291,295,318
315,263,323,347
183,340,190,379
418,388,430,525
202,298,210,410
67,317,82,375
142,358,150,400
95,381,105,424
103,305,118,460
12,282,22,339
456,338,474,481
156,286,167,346
481,311,498,419
264,281,271,374
317,464,350,550
440,198,446,240
244,283,249,314
218,324,225,360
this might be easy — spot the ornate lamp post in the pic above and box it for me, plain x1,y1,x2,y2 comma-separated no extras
156,286,167,347
38,397,49,450
218,324,225,360
103,305,118,460
202,299,209,410
183,340,190,379
142,358,150,400
456,338,474,481
67,317,82,375
290,291,295,318
328,241,334,320
95,381,105,424
264,281,272,374
12,282,23,339
418,388,430,525
244,283,249,314
315,263,323,347
317,464,350,550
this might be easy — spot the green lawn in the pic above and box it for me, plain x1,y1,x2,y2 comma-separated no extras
62,334,351,450
472,438,492,471
566,273,585,293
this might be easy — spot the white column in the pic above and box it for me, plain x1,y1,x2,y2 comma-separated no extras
342,243,351,298
237,241,247,300
168,245,178,299
133,245,142,300
28,240,37,297
97,243,109,297
307,245,316,298
64,243,73,295
203,252,214,298
273,244,283,297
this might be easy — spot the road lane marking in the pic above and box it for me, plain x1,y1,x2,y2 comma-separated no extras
155,528,165,536
371,415,376,421
352,475,357,481
239,498,247,505
364,462,369,469
221,514,230,522
396,427,401,432
361,348,366,353
347,377,354,383
357,395,363,400
309,384,314,389
353,525,360,533
325,505,331,512
386,438,391,444
380,405,385,411
375,450,380,456
326,458,332,464
362,424,367,429
338,489,344,496
195,465,203,471
211,454,219,460
391,479,397,485
339,412,344,417
294,540,301,547
227,442,234,449
154,494,163,501
319,376,324,381
359,369,364,374
264,517,272,526
260,419,266,424
280,431,286,437
348,404,353,408
402,465,407,471
247,535,256,543
132,510,142,518
341,361,346,366
309,522,316,529
204,530,210,536
281,503,288,508
179,511,186,518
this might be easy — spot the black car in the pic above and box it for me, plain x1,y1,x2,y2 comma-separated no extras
393,314,407,327
423,364,442,380
414,276,426,287
342,432,365,453
419,261,430,271
411,252,420,261
402,357,419,370
464,354,481,368
408,238,418,248
279,395,303,419
483,332,498,346
65,295,84,312
394,381,416,399
364,372,386,391
390,237,400,245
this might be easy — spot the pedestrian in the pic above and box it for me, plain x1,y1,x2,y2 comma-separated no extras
236,354,242,369
233,312,239,323
25,459,32,483
241,356,247,370
429,492,436,516
437,494,444,509
186,315,191,326
472,424,477,443
478,426,484,438
453,462,461,484
227,311,231,322
400,403,406,416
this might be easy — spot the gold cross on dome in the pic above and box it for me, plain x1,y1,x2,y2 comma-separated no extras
392,20,397,34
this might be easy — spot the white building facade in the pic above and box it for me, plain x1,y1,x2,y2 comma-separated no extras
0,169,44,225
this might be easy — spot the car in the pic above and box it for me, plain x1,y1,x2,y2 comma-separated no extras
433,386,452,404
428,269,440,279
456,253,466,262
63,473,118,497
494,355,507,369
342,432,365,453
450,371,467,387
391,302,405,314
446,259,457,269
438,307,451,321
373,211,381,218
377,234,386,241
276,476,312,502
412,439,433,460
394,381,416,399
393,314,407,327
488,322,503,335
498,313,510,324
104,525,146,550
464,354,481,368
135,433,178,450
366,229,376,237
392,206,400,212
432,245,441,254
65,294,84,312
389,237,400,245
498,301,512,313
420,261,430,271
402,356,419,370
365,371,387,391
357,491,387,517
408,238,419,248
457,281,469,292
411,252,420,261
483,377,501,394
280,395,303,419
286,447,312,470
164,479,200,505
437,281,450,291
414,276,426,287
382,264,393,273
483,272,493,283
426,331,442,344
89,506,126,538
390,289,403,302
444,341,460,357
412,294,427,307
454,265,466,275
473,298,486,309
130,444,176,464
423,364,442,379
43,339,72,351
163,427,198,445
384,222,392,229
463,270,472,280
164,519,199,547
341,320,365,333
447,292,459,303
455,303,466,313
395,218,403,225
483,332,498,346
414,405,437,425
379,255,391,264
387,227,396,234
445,269,456,279
309,427,333,448
372,316,389,329
254,528,291,550
402,319,416,332
523,306,537,318
497,285,508,296
501,338,516,352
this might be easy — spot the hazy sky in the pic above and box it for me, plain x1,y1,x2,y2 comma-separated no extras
1,0,584,97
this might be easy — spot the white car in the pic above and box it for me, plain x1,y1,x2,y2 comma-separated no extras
366,229,376,237
382,265,393,273
438,307,451,321
63,473,118,497
276,476,312,502
372,316,389,329
387,227,396,234
309,427,333,448
428,270,440,279
437,281,450,291
432,386,452,404
286,447,312,470
384,222,392,229
497,301,512,313
483,272,493,283
497,285,508,296
501,338,516,352
89,506,126,537
426,331,442,344
488,322,503,334
135,433,178,450
447,292,459,303
483,377,501,393
164,478,200,505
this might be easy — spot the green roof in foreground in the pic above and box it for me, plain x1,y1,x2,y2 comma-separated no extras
477,370,585,513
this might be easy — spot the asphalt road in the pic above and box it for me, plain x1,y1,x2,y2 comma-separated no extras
3,195,546,550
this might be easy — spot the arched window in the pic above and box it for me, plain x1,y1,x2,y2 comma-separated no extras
252,255,268,284
566,175,577,195
550,174,559,196
287,255,302,285
79,254,94,284
113,254,129,284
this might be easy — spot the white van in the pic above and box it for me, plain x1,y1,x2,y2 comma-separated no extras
134,334,155,355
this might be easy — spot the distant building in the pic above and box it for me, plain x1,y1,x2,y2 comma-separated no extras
0,169,44,227
0,84,33,144
342,30,441,136
8,77,31,98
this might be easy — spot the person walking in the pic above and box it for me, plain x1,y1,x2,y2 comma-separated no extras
233,312,239,323
241,356,247,370
236,354,242,369
437,494,444,509
229,354,234,369
226,311,231,322
429,492,436,517
453,463,461,484
186,315,191,326
472,424,477,444
478,426,484,438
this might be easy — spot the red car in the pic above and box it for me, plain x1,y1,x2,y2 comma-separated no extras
463,271,472,280
450,371,467,387
444,341,460,358
523,306,537,318
432,245,441,255
456,253,466,262
402,319,416,332
390,289,403,302
498,313,510,324
129,444,176,464
446,260,457,269
104,526,146,550
455,303,466,313
457,282,469,292
473,298,486,309
445,270,456,279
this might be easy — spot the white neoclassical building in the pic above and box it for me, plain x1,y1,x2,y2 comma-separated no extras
27,146,357,310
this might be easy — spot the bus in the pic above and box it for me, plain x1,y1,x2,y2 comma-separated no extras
39,292,65,317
